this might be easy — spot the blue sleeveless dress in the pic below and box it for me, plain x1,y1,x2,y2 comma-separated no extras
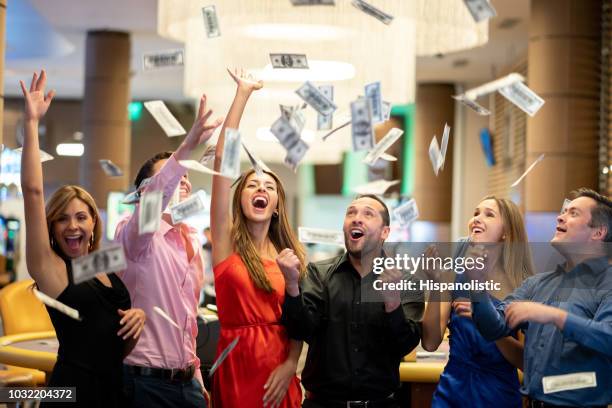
431,294,522,408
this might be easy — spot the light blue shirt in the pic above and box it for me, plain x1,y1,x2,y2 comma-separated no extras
471,256,612,406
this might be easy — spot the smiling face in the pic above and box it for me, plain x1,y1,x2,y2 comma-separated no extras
468,199,505,243
343,197,390,259
51,198,96,259
239,172,279,223
552,196,601,243
151,159,192,201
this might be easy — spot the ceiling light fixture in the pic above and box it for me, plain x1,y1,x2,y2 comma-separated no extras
56,143,84,157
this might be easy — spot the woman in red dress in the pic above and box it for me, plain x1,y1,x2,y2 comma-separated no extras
210,68,306,408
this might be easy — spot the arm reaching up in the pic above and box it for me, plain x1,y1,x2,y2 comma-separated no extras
211,68,263,266
19,70,67,298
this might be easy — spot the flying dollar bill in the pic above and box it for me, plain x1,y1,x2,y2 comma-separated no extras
270,53,309,69
202,5,221,38
298,227,344,246
71,244,127,285
322,119,351,141
452,95,491,116
381,101,392,122
351,98,374,151
144,100,186,137
365,81,383,123
170,190,208,224
499,82,545,117
142,49,184,71
179,160,223,176
242,141,271,178
284,138,309,171
464,73,524,101
510,154,545,188
351,0,394,25
296,81,337,116
209,337,239,377
153,306,181,330
13,147,54,163
220,128,241,179
363,127,403,166
379,152,397,161
139,190,162,235
354,179,400,195
429,136,443,176
34,289,81,321
271,117,301,149
393,199,419,226
198,145,217,165
317,85,334,130
439,123,451,170
99,159,123,177
463,0,497,23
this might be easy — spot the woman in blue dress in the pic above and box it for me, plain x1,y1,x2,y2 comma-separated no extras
421,196,534,408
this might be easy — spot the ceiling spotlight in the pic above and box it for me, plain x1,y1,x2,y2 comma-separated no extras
56,143,84,157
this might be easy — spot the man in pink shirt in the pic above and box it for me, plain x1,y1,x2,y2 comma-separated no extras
116,95,222,408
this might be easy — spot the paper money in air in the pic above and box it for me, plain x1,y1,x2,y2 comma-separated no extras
144,101,186,137
270,53,309,69
71,244,127,285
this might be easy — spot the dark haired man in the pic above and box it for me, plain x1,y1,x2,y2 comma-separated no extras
115,96,222,408
277,194,423,407
470,188,612,407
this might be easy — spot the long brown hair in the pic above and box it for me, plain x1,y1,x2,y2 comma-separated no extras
45,185,102,257
481,195,534,289
231,169,306,292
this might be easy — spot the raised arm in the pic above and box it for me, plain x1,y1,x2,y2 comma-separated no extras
116,95,223,260
19,70,66,298
211,68,262,266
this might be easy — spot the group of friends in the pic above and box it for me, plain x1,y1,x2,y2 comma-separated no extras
18,69,612,408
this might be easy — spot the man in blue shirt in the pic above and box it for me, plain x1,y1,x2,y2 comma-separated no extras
470,188,612,407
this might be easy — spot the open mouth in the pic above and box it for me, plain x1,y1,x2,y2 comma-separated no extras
64,235,83,251
252,196,268,210
556,226,567,233
471,226,484,234
349,228,365,240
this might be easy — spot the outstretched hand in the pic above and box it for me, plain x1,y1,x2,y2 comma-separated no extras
178,94,224,155
19,70,55,122
227,67,263,94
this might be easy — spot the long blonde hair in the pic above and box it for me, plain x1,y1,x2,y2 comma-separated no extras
231,169,306,292
481,195,534,289
45,185,102,257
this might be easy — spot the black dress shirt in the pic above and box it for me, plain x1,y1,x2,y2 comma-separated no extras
281,253,423,401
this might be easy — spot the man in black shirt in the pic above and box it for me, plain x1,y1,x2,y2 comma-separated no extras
278,194,423,408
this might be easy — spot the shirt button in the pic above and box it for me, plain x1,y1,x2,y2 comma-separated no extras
353,347,359,352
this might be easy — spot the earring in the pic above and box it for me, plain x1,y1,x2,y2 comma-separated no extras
50,236,56,248
89,235,95,249
273,210,279,218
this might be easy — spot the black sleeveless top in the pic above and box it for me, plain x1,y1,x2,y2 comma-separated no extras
42,262,131,408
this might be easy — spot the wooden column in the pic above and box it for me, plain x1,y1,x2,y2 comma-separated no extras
80,31,131,208
526,0,602,211
413,84,455,222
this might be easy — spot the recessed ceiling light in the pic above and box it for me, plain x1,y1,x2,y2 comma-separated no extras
253,60,355,82
242,24,351,41
56,143,84,157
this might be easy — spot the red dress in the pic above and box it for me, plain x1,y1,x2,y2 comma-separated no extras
212,253,302,408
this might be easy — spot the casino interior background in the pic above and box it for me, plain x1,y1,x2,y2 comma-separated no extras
0,0,610,405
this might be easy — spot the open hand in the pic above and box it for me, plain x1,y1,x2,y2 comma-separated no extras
117,308,146,340
227,67,263,94
263,360,296,408
505,302,566,330
19,70,55,122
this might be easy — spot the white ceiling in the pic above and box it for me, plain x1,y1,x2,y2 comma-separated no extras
4,0,530,100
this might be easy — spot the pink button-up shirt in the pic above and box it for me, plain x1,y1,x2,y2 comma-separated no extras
115,156,203,373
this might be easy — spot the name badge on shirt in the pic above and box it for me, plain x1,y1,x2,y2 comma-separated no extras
542,372,597,394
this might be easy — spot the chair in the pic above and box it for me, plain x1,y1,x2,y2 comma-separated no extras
0,279,54,385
